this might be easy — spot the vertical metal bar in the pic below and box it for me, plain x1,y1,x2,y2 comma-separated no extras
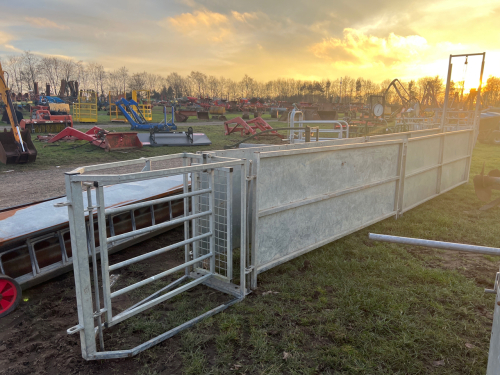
183,156,190,276
250,156,259,289
240,162,247,297
130,210,136,231
57,231,69,264
226,169,233,281
150,205,156,226
440,55,453,131
487,271,500,374
96,184,113,324
25,239,39,276
86,187,104,351
65,173,96,359
209,169,216,274
473,53,486,143
168,201,173,220
191,170,198,265
397,142,408,216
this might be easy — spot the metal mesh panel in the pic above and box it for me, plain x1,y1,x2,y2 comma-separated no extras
194,168,232,280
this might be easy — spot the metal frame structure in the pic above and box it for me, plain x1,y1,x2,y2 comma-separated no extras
109,91,127,123
64,153,247,360
73,90,98,123
288,108,349,143
132,90,152,121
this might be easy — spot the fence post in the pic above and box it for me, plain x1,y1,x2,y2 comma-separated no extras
305,126,311,142
65,173,96,359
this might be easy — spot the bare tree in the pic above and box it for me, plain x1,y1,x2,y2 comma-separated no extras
21,51,40,91
4,55,24,93
189,71,207,97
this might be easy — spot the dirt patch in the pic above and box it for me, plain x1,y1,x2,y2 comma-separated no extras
406,246,499,288
0,158,182,210
0,227,200,375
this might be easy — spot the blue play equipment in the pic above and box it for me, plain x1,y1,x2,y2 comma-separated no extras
115,98,177,131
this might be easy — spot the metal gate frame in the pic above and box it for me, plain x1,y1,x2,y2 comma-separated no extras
64,153,247,360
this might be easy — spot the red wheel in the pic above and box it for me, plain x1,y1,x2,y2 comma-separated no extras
0,275,21,318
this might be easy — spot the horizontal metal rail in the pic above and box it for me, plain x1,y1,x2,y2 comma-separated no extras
258,175,399,218
67,153,202,175
68,159,246,184
369,233,500,255
91,296,241,360
105,188,211,217
109,232,213,271
109,273,212,326
106,210,211,244
111,252,213,298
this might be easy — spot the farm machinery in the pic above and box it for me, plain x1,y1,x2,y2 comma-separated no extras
0,62,37,164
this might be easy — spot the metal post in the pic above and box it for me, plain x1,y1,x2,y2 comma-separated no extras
305,126,311,143
240,162,247,297
183,156,190,276
473,53,486,143
208,169,216,274
96,184,112,324
65,174,96,359
440,55,453,132
86,187,104,351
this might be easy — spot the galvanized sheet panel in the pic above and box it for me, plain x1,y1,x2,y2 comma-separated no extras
256,143,401,211
441,159,468,191
443,131,470,162
402,169,439,210
405,136,440,174
256,181,397,269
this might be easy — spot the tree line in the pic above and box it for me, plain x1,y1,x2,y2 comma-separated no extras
1,51,499,106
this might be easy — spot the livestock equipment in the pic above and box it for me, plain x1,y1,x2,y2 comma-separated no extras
0,175,187,318
224,117,284,138
73,90,98,123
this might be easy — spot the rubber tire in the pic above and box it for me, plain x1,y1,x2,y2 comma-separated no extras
0,275,22,318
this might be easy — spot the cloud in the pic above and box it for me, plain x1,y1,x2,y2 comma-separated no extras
309,28,428,68
0,31,13,45
165,10,229,42
231,11,258,23
24,17,69,30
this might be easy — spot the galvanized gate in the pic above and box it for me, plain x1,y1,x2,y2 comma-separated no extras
64,153,247,360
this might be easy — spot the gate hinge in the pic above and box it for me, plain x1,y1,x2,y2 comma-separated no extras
485,272,500,294
244,266,254,274
246,175,256,181
54,202,71,207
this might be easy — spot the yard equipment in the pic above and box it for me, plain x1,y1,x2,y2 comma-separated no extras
0,62,37,164
138,126,212,147
224,117,284,138
197,111,210,120
20,105,73,133
73,90,98,123
42,126,142,152
477,111,500,144
115,99,177,131
473,164,500,210
132,90,152,121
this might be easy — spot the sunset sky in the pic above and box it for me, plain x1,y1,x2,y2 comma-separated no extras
1,0,499,84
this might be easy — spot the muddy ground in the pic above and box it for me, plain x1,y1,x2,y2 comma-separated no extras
0,227,232,375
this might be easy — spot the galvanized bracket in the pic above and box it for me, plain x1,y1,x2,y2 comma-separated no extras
54,202,71,207
67,324,84,335
246,175,256,181
485,272,500,294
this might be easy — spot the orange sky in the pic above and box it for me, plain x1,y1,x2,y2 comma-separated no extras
0,0,498,83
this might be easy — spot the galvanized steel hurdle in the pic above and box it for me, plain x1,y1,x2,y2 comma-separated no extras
64,153,247,360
